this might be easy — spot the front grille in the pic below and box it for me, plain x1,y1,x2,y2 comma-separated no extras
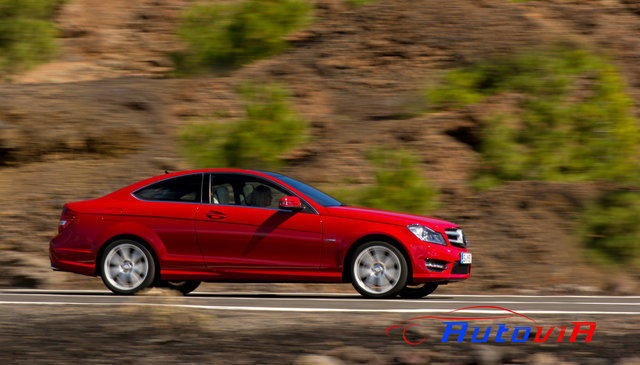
445,228,467,248
451,262,470,275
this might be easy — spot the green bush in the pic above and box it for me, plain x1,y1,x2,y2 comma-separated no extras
346,0,375,6
426,47,640,187
180,83,308,169
580,191,640,272
0,0,61,73
174,0,311,72
336,149,439,215
426,47,640,266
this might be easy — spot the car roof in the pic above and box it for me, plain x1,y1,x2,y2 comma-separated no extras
104,168,326,213
109,169,281,196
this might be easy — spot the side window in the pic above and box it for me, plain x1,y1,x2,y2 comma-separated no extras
134,174,202,203
242,181,287,209
211,182,235,205
209,173,306,211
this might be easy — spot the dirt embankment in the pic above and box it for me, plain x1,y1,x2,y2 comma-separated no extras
2,0,640,292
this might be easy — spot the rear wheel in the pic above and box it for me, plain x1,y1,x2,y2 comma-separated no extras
163,280,201,295
100,239,155,295
398,283,438,298
351,241,408,298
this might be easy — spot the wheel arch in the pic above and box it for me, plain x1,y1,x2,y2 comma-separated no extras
341,234,412,283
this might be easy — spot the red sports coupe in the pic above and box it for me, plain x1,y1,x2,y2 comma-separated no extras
50,169,471,298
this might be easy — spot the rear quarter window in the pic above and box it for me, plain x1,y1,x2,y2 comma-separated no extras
134,174,202,203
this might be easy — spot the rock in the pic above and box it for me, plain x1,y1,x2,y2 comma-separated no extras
151,157,179,171
582,358,609,365
516,288,541,295
472,346,503,365
0,251,55,288
327,346,384,364
49,199,65,209
0,119,12,129
619,358,640,365
284,30,319,43
527,353,561,365
552,284,600,294
60,28,90,38
403,324,428,343
605,279,637,295
294,355,344,365
393,351,430,365
314,58,351,75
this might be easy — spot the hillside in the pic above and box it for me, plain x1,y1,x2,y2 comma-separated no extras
2,0,640,293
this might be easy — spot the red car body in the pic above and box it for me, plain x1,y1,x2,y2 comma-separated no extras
50,169,470,290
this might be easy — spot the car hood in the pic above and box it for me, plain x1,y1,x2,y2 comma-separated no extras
325,206,458,232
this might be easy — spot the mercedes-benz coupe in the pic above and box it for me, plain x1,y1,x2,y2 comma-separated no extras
50,169,471,298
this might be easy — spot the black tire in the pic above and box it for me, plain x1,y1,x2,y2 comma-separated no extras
163,280,201,295
100,239,156,295
350,241,408,299
398,283,439,298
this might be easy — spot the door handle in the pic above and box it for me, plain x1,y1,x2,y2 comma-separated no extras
206,211,227,220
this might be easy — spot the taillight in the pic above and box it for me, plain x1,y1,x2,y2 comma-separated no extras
58,207,77,233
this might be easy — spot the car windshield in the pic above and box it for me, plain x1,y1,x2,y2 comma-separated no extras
264,173,343,207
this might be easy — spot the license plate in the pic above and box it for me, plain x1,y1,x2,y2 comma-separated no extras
460,252,472,264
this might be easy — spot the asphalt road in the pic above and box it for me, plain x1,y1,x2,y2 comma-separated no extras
1,289,640,315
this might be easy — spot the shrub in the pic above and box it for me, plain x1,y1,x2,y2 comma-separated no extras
174,0,311,72
426,46,640,187
337,149,439,215
180,83,308,169
580,191,640,272
346,0,374,6
426,46,640,266
0,0,61,74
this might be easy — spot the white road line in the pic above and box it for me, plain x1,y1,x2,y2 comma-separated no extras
1,293,638,306
196,292,640,299
3,289,640,299
218,298,640,306
191,292,561,298
430,294,640,298
1,301,640,314
185,296,640,305
0,289,111,293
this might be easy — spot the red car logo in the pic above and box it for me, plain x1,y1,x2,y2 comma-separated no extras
385,306,595,344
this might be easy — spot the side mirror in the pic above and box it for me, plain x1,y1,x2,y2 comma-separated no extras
279,196,302,211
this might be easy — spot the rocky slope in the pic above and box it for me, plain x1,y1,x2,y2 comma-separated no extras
2,0,640,293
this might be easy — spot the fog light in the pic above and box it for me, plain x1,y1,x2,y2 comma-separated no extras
424,259,449,272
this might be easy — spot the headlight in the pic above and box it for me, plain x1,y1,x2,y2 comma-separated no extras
407,224,446,245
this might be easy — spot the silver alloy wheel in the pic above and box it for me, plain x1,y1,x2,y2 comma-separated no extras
353,245,402,294
103,243,149,291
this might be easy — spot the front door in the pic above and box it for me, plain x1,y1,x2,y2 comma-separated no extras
195,173,323,274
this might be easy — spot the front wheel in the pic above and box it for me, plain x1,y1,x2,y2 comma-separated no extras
398,283,438,298
100,239,155,295
351,241,408,298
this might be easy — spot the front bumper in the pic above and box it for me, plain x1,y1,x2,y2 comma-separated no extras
404,234,471,284
412,261,471,283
